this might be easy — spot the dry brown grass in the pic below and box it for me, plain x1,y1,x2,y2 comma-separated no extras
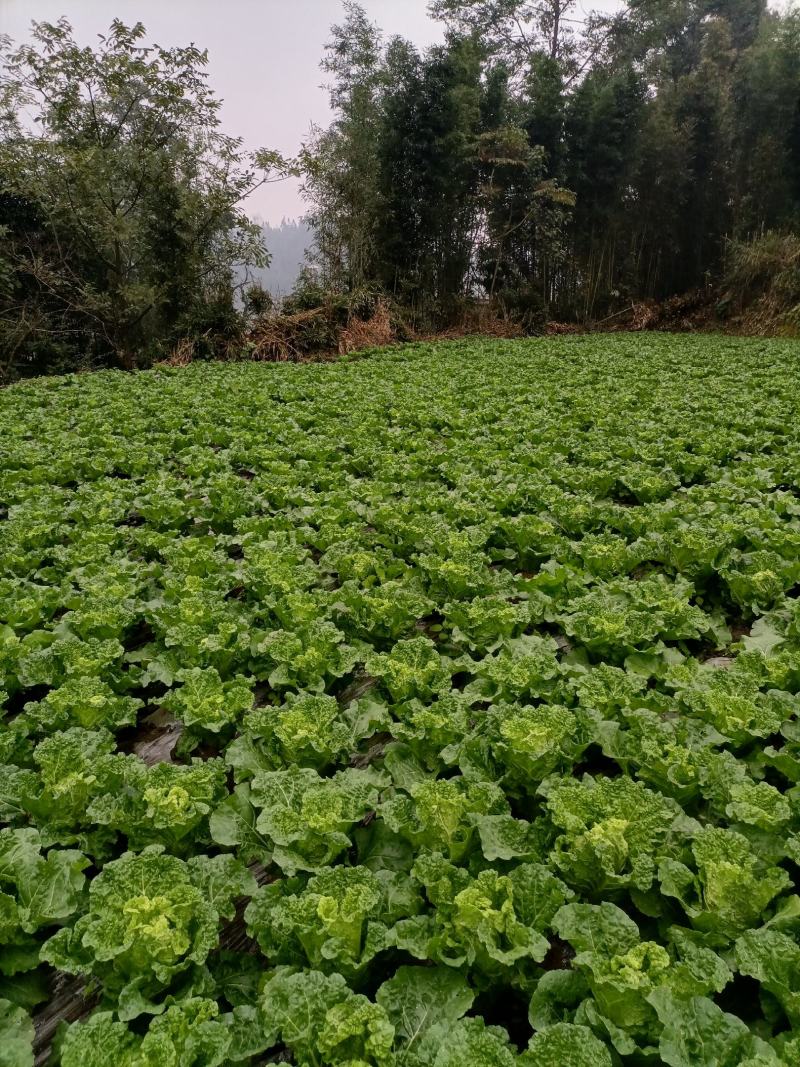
338,300,395,354
160,337,198,367
723,232,800,335
247,307,334,362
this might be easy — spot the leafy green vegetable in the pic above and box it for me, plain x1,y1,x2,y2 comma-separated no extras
520,1023,613,1067
0,998,34,1067
231,691,387,773
393,855,571,981
245,864,422,978
3,337,800,1065
249,765,385,873
381,776,506,863
23,676,142,734
162,667,253,733
659,827,791,937
375,965,475,1047
59,1000,235,1067
87,758,227,852
365,636,451,703
42,846,254,1015
260,969,394,1066
0,828,88,976
648,988,784,1067
735,926,800,1026
545,774,681,893
253,620,358,692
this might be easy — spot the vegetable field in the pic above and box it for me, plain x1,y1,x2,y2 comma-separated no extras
4,334,800,1066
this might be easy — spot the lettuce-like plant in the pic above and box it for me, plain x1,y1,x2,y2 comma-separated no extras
246,864,422,979
479,702,593,791
365,636,451,703
381,776,507,864
0,998,34,1067
390,692,475,771
659,827,791,937
260,969,395,1066
545,775,681,894
520,1023,613,1067
333,579,434,643
0,827,88,976
393,854,571,982
562,574,715,658
87,758,227,852
252,620,358,692
232,691,378,773
466,635,564,703
443,595,533,652
673,667,796,746
249,765,385,874
42,847,255,1014
8,728,130,844
22,676,142,734
552,904,730,1050
59,999,234,1067
735,926,800,1027
162,667,253,733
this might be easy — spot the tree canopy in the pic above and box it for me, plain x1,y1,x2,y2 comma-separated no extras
301,0,800,327
0,18,291,375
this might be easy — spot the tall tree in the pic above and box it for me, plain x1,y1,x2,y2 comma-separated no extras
0,19,290,372
301,2,384,292
375,35,485,319
304,0,800,328
429,0,584,72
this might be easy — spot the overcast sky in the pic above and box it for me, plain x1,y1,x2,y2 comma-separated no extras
0,0,623,222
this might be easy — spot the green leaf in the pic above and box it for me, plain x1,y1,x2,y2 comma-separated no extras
472,813,547,861
520,1023,613,1067
553,902,640,957
209,783,271,865
261,969,394,1065
59,1013,139,1067
250,765,385,874
186,853,257,919
649,989,781,1067
365,636,451,703
162,667,253,733
528,971,589,1030
246,865,420,979
376,965,475,1044
40,847,223,1008
0,999,34,1067
735,927,800,1025
659,827,791,937
381,776,507,864
546,775,680,893
414,1016,517,1067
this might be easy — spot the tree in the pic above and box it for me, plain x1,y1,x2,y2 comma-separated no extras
302,0,800,332
0,18,291,374
561,64,646,314
430,0,581,70
476,124,575,318
375,35,485,321
301,3,384,292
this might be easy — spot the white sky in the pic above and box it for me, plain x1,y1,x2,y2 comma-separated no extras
0,0,623,221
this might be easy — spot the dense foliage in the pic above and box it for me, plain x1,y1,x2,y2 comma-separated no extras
304,0,800,326
3,4,799,377
2,335,800,1063
0,19,291,379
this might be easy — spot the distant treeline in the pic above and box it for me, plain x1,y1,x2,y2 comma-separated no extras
1,4,799,379
246,220,312,298
303,0,800,329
